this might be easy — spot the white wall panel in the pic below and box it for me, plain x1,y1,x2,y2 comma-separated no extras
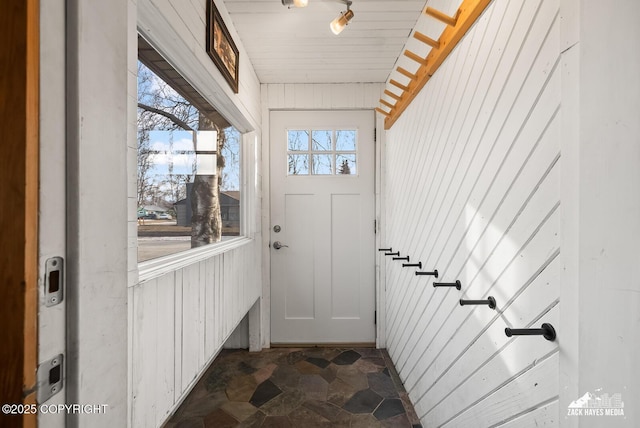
130,242,260,428
559,1,640,425
264,83,384,110
383,0,560,426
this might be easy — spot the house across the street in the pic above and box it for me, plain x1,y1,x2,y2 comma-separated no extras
175,184,239,235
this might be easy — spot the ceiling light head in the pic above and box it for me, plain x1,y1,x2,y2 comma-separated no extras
330,8,354,35
281,0,308,7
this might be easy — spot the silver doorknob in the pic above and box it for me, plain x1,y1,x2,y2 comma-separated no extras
273,241,288,250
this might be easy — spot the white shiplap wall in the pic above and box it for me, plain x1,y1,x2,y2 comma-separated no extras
263,83,385,111
130,241,260,427
383,0,561,426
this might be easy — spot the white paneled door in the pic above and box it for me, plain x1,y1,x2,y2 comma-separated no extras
270,110,376,344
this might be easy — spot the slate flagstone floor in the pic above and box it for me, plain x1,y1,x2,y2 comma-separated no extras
163,348,423,428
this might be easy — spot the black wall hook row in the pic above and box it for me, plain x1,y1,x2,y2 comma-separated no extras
459,296,496,309
384,251,400,256
505,323,556,341
402,262,422,269
393,256,410,261
416,269,439,278
378,247,393,252
433,280,461,290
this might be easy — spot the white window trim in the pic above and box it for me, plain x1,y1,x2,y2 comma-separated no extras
138,236,253,283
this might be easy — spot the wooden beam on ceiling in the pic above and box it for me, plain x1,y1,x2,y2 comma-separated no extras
378,0,493,129
390,79,410,92
384,90,402,101
413,31,440,49
379,99,396,109
375,108,391,117
397,66,417,81
403,50,427,65
425,7,460,27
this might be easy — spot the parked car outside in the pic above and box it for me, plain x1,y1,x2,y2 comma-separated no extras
156,213,172,220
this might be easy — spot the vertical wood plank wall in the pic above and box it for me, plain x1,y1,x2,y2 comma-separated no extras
383,0,561,426
130,243,260,427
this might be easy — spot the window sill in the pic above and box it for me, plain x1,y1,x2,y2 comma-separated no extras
137,236,253,284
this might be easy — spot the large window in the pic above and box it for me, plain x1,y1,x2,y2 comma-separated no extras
137,60,241,262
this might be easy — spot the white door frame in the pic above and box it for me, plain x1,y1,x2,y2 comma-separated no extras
260,105,387,349
269,110,375,344
38,0,67,425
374,113,387,349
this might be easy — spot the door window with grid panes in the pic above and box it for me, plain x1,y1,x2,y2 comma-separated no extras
287,129,357,176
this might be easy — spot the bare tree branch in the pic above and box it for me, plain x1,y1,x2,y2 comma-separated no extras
137,102,195,132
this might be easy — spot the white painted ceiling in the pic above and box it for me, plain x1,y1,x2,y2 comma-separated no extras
223,0,430,84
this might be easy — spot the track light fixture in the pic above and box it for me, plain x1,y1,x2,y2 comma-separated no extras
330,0,354,35
281,0,354,35
281,0,308,8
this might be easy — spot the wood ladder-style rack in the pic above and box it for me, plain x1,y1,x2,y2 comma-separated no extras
376,0,493,129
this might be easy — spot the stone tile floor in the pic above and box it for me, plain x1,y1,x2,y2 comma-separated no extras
163,348,423,428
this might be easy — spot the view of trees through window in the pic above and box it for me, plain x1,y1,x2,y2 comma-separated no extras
137,61,241,262
287,129,357,175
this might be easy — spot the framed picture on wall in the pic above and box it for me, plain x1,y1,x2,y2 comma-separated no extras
206,1,239,93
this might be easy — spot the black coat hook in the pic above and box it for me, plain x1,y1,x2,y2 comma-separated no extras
384,251,400,256
378,247,392,252
433,280,461,290
459,296,496,309
402,261,422,269
393,255,410,261
505,323,556,341
416,269,438,278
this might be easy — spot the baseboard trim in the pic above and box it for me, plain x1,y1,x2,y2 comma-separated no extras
270,342,376,348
